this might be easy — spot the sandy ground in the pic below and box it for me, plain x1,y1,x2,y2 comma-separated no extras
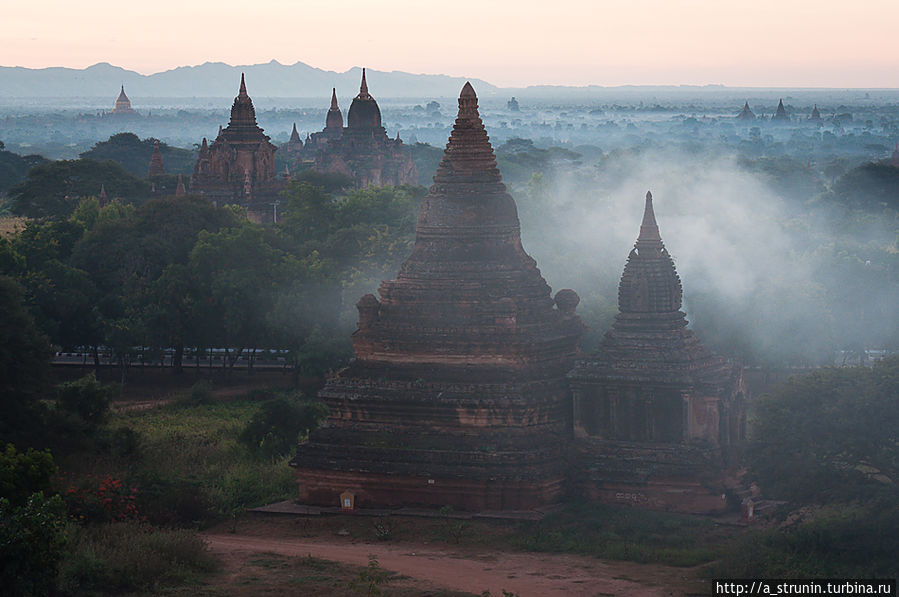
203,531,701,596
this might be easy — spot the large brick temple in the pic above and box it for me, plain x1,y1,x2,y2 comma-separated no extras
291,83,585,510
290,70,417,188
568,192,746,511
190,74,282,218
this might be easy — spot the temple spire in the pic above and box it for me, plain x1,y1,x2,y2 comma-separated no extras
431,82,503,187
148,140,166,176
330,87,339,110
359,68,369,98
175,174,186,196
636,191,663,249
239,72,247,97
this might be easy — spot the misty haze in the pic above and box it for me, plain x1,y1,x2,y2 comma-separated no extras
1,58,897,596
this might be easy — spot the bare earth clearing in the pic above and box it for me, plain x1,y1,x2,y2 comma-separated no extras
202,518,706,596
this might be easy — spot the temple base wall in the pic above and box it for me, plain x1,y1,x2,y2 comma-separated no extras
571,438,734,514
294,468,565,511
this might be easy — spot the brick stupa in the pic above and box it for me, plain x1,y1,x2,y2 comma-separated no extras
568,192,746,511
292,82,584,511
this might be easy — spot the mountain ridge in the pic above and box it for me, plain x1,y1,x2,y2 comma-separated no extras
0,60,499,99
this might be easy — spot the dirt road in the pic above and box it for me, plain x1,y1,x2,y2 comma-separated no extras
203,531,698,596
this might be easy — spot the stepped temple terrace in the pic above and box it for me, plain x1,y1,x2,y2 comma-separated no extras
291,83,585,511
190,74,282,220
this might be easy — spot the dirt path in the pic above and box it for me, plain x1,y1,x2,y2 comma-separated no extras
203,532,697,596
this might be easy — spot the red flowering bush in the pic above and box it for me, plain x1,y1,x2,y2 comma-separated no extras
60,474,142,524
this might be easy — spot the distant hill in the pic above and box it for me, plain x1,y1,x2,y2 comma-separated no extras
0,61,499,99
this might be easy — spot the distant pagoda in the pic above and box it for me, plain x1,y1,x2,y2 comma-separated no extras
189,74,282,218
772,98,790,122
291,83,585,511
736,101,755,121
809,104,822,122
286,123,303,157
110,85,137,115
148,140,166,176
568,192,746,512
298,70,416,188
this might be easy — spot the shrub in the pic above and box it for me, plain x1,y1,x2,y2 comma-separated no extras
0,492,68,597
132,476,213,527
183,379,214,405
0,443,56,506
239,396,328,458
56,373,115,426
61,475,140,524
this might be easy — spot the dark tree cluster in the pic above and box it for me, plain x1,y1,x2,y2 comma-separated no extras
0,172,424,415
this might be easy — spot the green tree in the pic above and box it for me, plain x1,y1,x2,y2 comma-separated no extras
748,356,899,502
80,132,195,178
189,223,286,370
0,276,53,445
0,145,46,194
830,162,899,210
8,159,149,219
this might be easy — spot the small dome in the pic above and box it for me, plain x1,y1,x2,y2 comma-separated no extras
347,96,381,129
347,68,381,129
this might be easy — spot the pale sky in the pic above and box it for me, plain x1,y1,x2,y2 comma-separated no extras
3,0,898,87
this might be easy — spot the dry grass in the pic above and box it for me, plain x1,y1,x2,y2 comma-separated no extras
0,215,28,238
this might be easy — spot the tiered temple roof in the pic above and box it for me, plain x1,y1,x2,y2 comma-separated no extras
189,75,281,215
111,85,137,115
302,70,416,188
292,83,584,510
809,104,822,121
326,87,344,132
572,192,737,388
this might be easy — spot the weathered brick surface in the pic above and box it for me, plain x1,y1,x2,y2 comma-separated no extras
190,74,282,210
292,83,583,511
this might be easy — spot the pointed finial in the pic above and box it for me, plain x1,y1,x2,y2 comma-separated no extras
457,82,479,120
637,191,662,246
330,87,339,110
175,174,186,196
201,137,208,150
239,72,247,95
360,68,368,95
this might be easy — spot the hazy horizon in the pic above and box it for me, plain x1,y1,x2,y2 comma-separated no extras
4,0,898,88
